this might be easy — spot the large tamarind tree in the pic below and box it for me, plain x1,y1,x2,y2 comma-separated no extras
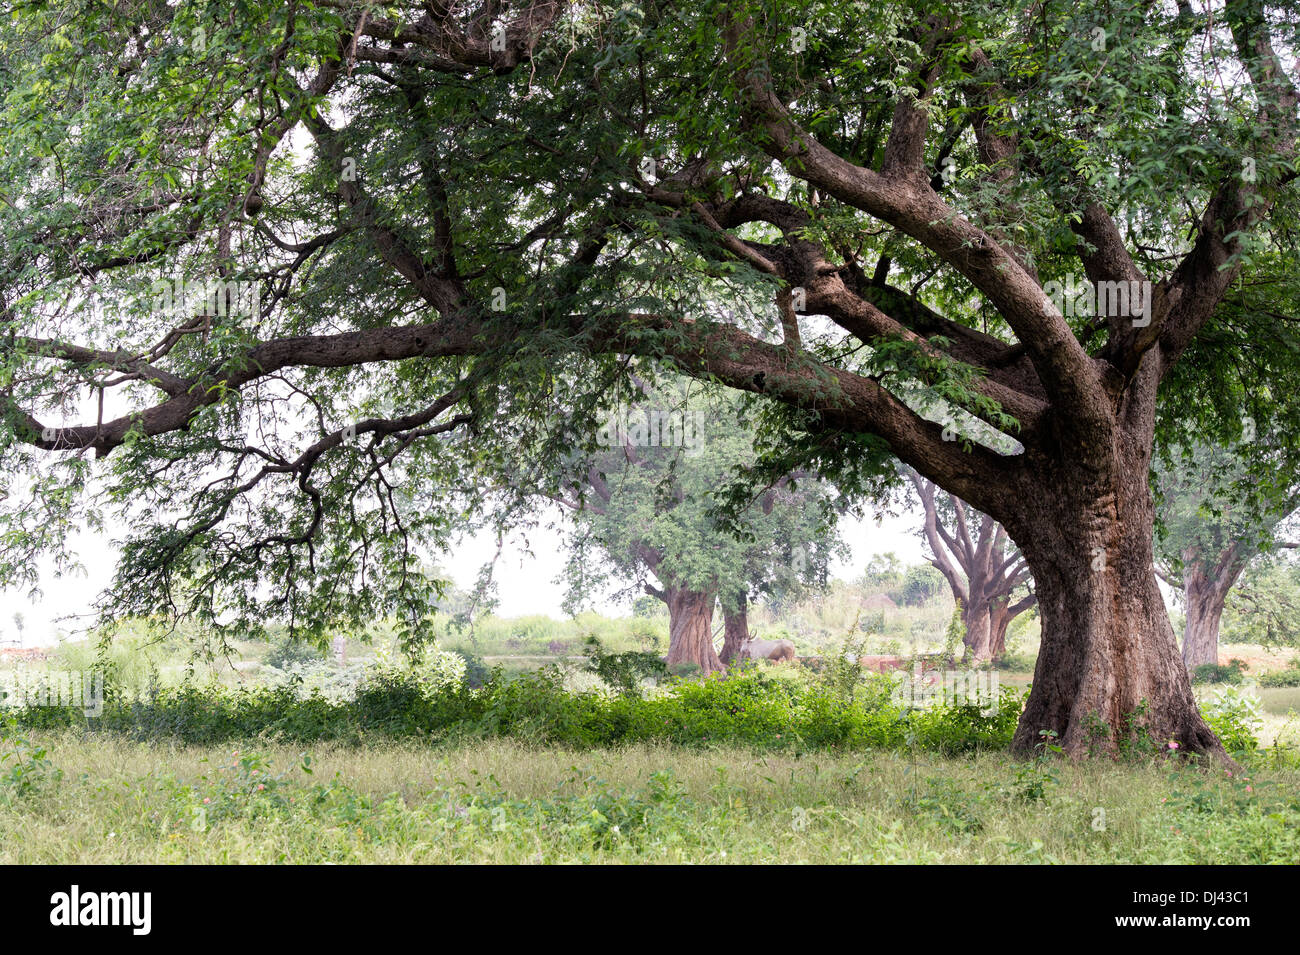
4,0,1300,758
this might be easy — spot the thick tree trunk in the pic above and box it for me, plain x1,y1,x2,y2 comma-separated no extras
1179,560,1246,669
962,598,992,662
664,587,724,675
1004,461,1225,760
1181,568,1225,669
987,593,1034,660
719,592,749,664
987,600,1009,660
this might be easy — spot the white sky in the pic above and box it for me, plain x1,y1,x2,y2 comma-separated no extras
0,503,926,648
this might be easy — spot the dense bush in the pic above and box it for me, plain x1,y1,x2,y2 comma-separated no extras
992,650,1038,671
580,638,668,696
452,650,491,689
8,665,1026,755
898,564,946,607
1257,668,1300,688
10,659,1265,761
1201,685,1264,756
1190,660,1248,685
264,636,326,670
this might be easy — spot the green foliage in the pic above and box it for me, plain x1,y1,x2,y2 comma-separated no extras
556,379,845,618
1153,447,1300,664
1221,560,1300,648
452,650,492,690
1257,668,1300,688
991,649,1038,671
111,747,704,857
1117,700,1160,759
899,564,945,607
265,636,326,670
631,595,666,619
1202,685,1265,757
580,638,668,697
1162,770,1295,830
2,731,1298,863
0,716,63,800
814,638,875,702
1191,659,1249,685
861,554,905,594
1154,444,1298,581
903,778,985,834
3,662,1030,756
0,0,1297,666
436,612,666,659
1003,731,1063,804
167,750,313,832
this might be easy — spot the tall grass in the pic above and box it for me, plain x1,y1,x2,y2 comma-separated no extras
1,736,1296,864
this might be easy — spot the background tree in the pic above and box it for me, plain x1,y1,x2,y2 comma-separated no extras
860,554,906,598
897,563,946,608
1155,443,1300,667
905,469,1036,662
553,381,842,674
4,1,1300,757
1219,558,1300,650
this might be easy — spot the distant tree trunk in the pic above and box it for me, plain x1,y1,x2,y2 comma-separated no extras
962,598,992,662
719,591,749,664
1180,550,1247,669
664,586,723,675
907,469,1035,664
987,600,1008,660
989,593,1035,660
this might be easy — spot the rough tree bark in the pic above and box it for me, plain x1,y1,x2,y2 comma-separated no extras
1178,548,1248,669
663,586,723,675
719,591,750,664
988,593,1036,659
994,371,1223,756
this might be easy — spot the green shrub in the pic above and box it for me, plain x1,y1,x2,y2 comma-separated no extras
1201,685,1263,755
1191,660,1247,685
264,636,326,670
898,564,945,607
904,777,985,833
1257,668,1300,688
6,661,1029,755
0,716,64,799
580,638,668,696
453,650,491,689
992,650,1038,671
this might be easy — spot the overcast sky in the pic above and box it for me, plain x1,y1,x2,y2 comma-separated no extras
0,502,927,648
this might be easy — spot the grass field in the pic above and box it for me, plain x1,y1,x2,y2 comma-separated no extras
2,734,1297,864
6,612,1299,864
